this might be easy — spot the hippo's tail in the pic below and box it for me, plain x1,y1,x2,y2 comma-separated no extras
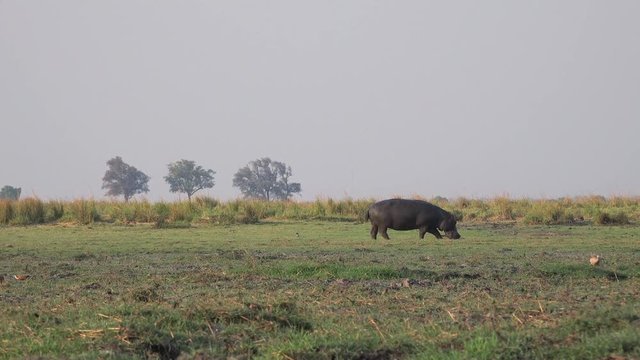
365,209,370,221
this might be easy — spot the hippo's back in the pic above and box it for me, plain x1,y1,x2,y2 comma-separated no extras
368,199,441,229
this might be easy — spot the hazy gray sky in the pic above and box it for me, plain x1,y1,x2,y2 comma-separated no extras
1,1,639,201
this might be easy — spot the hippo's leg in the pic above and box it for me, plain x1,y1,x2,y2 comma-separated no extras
380,226,390,240
419,227,428,239
370,224,378,239
428,228,443,239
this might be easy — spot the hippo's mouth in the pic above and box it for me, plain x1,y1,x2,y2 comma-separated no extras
445,231,461,239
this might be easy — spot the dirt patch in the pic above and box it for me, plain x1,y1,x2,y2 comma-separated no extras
254,250,289,260
216,249,249,260
73,252,97,261
203,302,313,331
50,272,77,279
82,282,101,290
131,283,162,302
439,272,482,280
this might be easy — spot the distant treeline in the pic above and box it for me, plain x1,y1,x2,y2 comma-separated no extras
0,196,637,227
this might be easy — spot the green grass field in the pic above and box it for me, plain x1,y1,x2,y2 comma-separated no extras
1,222,639,359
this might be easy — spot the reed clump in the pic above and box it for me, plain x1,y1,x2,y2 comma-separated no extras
45,200,65,222
68,199,99,225
13,198,45,225
594,211,629,225
522,200,575,225
0,200,14,224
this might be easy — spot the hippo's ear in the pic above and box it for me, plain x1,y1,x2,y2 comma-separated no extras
439,215,455,231
447,212,459,225
438,218,448,231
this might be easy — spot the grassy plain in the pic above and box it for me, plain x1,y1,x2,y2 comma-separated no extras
1,222,639,359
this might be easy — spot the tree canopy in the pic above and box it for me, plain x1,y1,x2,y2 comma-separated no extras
232,157,301,201
101,156,150,202
164,159,216,201
0,185,21,200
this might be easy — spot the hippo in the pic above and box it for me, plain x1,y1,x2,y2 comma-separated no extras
365,199,461,240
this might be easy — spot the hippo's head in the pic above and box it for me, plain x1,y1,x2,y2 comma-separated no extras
439,213,461,239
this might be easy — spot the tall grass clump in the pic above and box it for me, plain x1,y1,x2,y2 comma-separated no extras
328,198,375,221
152,202,171,228
237,200,261,224
455,197,491,222
193,196,219,211
206,200,261,225
206,205,236,225
523,200,575,225
573,196,606,220
290,198,375,221
13,198,45,225
0,200,14,225
490,196,515,221
69,199,99,225
44,200,65,222
261,200,284,218
170,201,195,223
93,200,157,224
312,199,327,218
594,211,629,225
280,201,307,220
97,201,125,224
128,200,155,223
428,196,449,208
